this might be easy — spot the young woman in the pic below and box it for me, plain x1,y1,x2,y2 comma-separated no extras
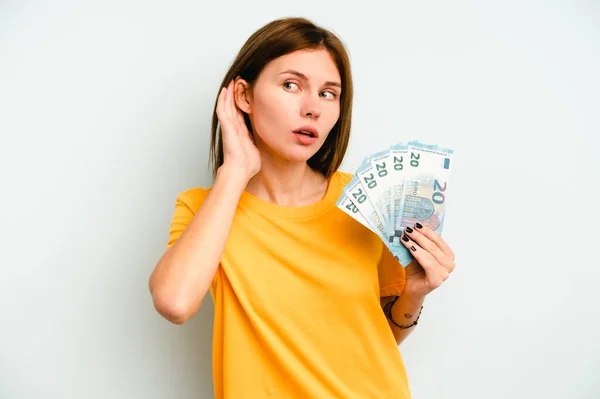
149,17,455,399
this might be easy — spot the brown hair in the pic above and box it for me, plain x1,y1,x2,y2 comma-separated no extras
208,17,353,181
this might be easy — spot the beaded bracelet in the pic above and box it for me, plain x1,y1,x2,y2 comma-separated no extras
383,295,424,330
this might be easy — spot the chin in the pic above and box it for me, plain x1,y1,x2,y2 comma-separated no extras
276,146,321,164
257,134,324,164
283,150,317,164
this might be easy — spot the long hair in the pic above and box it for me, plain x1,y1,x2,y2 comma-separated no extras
208,17,353,181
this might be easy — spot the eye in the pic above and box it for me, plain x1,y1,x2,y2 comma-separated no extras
283,82,299,91
321,91,338,99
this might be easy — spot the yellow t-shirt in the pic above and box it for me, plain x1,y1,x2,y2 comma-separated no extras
166,170,411,398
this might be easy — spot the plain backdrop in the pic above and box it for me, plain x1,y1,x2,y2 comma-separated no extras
1,1,599,398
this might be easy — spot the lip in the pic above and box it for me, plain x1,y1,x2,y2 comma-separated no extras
292,126,319,138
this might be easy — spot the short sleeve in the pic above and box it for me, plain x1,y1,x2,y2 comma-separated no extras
166,188,210,251
377,242,406,297
165,188,219,294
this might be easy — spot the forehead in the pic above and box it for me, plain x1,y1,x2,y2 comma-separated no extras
263,49,341,83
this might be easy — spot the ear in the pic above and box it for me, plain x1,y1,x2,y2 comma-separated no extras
233,77,252,114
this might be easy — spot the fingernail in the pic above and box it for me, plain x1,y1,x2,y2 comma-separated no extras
402,235,409,242
415,223,423,229
410,245,417,252
405,226,413,234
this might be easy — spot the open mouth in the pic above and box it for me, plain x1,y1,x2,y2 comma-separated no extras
295,130,315,138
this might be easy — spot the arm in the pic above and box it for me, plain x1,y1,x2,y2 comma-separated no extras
149,78,260,325
382,223,456,345
381,294,425,346
149,165,249,324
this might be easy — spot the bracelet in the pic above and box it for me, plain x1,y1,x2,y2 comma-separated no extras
383,296,423,330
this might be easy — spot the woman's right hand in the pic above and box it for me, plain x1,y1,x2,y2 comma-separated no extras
216,78,261,180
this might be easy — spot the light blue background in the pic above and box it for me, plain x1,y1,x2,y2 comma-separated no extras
1,1,599,398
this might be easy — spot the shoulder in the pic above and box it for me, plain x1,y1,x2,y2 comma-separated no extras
335,170,354,187
174,187,212,214
166,187,211,250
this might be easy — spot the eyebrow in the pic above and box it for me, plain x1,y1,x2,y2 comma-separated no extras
279,69,342,89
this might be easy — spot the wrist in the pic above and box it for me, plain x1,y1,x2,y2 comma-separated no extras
217,163,253,185
385,295,424,331
399,291,426,307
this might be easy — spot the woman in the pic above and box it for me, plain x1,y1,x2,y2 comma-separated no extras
149,17,455,399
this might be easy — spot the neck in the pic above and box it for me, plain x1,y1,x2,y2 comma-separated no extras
245,159,329,207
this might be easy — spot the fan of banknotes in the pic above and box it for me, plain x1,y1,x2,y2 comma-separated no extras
336,141,454,267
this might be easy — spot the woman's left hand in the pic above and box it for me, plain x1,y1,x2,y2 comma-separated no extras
400,223,456,301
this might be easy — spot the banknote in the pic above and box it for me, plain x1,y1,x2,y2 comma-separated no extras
342,174,388,243
389,141,454,265
389,142,409,243
340,175,414,267
335,192,373,232
367,148,393,234
355,156,390,235
337,140,455,268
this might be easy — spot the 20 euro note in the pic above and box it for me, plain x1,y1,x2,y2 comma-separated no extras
355,156,391,235
336,189,414,268
389,142,409,243
339,175,389,243
342,172,415,268
389,141,455,265
367,148,393,234
335,192,373,231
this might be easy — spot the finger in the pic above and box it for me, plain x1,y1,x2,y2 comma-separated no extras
404,226,454,272
414,223,455,261
235,106,247,129
227,79,235,112
232,81,253,141
235,102,246,127
216,87,226,121
224,81,233,119
400,233,448,289
230,79,247,127
226,80,244,134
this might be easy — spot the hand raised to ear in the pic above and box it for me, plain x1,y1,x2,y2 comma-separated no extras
216,78,261,179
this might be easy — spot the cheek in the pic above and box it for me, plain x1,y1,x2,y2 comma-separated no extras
252,94,295,137
323,105,341,133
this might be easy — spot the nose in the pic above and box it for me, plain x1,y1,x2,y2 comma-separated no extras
300,93,321,120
